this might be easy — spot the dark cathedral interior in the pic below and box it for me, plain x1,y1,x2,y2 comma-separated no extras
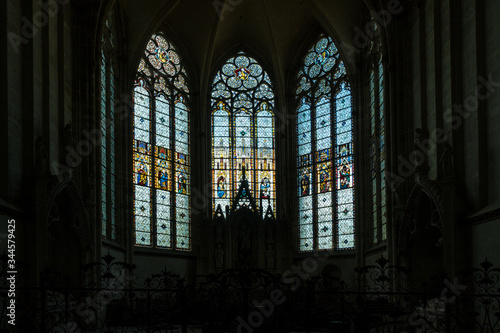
1,0,500,332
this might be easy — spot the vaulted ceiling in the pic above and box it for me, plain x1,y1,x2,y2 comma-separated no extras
118,0,368,93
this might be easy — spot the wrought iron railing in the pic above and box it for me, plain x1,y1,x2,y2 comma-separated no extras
1,253,499,332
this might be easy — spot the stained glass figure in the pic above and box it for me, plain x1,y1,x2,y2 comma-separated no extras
296,34,355,252
177,167,187,194
339,159,351,189
300,169,310,196
137,163,148,186
260,176,271,199
318,163,328,193
133,32,191,250
235,67,250,80
217,174,227,198
211,52,276,219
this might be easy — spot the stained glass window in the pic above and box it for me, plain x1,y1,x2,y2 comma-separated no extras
211,52,276,219
296,35,355,252
133,33,191,250
369,20,387,244
101,12,117,240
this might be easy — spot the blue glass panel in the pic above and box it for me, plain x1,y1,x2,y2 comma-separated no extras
318,236,333,250
336,119,352,135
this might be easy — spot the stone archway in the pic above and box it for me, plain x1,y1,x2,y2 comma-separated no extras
47,191,83,287
398,182,446,289
407,194,445,289
46,179,93,287
227,207,261,269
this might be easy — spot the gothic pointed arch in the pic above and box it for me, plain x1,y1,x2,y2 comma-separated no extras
132,32,191,251
46,178,92,287
296,34,355,252
211,51,276,220
397,181,446,289
398,181,444,256
47,178,93,252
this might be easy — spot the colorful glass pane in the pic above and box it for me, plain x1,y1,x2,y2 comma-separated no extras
297,35,354,252
211,52,276,219
133,33,191,250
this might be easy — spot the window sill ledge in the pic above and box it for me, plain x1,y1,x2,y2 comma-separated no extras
134,246,196,258
102,238,126,252
364,242,387,255
293,249,356,260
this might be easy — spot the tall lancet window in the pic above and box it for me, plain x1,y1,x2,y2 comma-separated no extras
100,11,117,240
296,35,355,252
132,33,191,251
211,52,276,219
368,20,387,244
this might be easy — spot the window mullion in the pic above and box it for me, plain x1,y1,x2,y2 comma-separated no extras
230,103,233,214
252,110,258,216
330,77,337,250
311,99,318,252
151,82,158,248
232,99,238,209
171,94,177,250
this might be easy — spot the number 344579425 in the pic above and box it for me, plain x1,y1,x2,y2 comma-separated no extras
7,219,15,259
